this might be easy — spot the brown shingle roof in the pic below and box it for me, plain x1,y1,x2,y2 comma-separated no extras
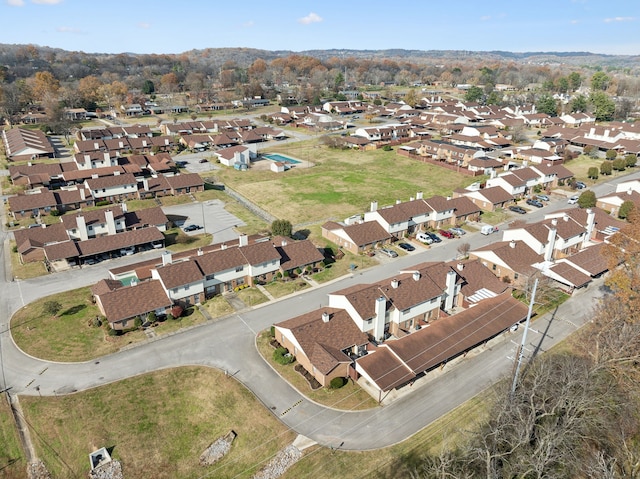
547,262,592,287
342,221,393,247
155,260,204,289
8,189,57,212
98,280,172,323
275,239,324,272
563,243,609,276
275,307,369,375
239,241,280,266
165,173,204,190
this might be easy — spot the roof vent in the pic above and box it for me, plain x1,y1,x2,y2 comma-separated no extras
412,271,421,281
510,240,516,249
322,311,330,323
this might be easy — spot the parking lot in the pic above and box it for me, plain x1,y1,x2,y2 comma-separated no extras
162,199,246,243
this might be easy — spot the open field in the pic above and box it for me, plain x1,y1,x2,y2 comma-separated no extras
20,367,296,479
0,396,25,479
214,140,481,224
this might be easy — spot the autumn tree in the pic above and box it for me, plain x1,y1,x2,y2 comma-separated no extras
29,70,60,102
160,72,179,93
77,75,103,106
603,209,640,308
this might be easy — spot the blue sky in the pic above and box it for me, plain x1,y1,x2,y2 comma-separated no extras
1,0,639,55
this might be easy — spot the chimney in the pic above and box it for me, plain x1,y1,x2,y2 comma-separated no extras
509,240,516,248
239,234,248,247
545,225,557,262
370,201,378,212
563,213,569,222
142,178,149,191
114,170,120,176
457,262,464,271
416,191,423,200
76,214,88,241
162,251,172,266
445,270,457,311
551,218,558,226
281,239,287,247
79,188,85,200
373,296,386,341
322,311,330,323
583,208,596,248
105,209,116,235
221,243,227,250
197,248,203,256
391,278,399,289
410,196,415,202
412,271,421,281
396,199,401,205
121,201,128,213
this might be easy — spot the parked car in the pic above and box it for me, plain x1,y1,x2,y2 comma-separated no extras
568,195,579,205
380,248,398,258
84,257,100,265
151,242,164,249
481,225,498,235
575,181,586,189
427,232,442,243
509,205,527,214
536,194,550,202
120,246,135,256
526,198,544,208
398,242,415,252
416,232,433,244
449,227,466,236
438,229,455,239
199,158,209,163
183,224,203,232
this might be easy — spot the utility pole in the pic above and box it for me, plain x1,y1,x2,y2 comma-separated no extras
511,278,538,395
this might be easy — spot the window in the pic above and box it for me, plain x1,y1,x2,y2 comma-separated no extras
235,266,243,272
492,264,497,271
514,273,519,280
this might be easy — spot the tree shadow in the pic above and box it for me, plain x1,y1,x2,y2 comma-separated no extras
61,304,86,316
292,229,310,240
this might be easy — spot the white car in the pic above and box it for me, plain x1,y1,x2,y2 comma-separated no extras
568,195,579,205
416,232,433,244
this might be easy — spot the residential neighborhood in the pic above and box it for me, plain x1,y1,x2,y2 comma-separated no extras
2,28,640,479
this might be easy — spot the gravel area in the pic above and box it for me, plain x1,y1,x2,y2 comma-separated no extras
252,445,302,479
27,460,51,479
89,461,123,479
199,430,237,466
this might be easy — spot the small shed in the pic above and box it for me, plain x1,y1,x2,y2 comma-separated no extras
270,161,286,173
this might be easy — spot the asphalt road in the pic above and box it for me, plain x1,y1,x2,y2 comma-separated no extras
0,168,636,450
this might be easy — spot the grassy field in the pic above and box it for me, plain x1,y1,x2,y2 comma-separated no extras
214,141,479,224
0,396,25,479
20,367,296,479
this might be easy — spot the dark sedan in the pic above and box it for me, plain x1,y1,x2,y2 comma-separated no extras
509,205,527,214
526,199,544,208
398,242,415,252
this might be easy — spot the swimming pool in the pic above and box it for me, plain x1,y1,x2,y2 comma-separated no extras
263,153,301,164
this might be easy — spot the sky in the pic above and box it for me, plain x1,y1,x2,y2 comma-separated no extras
1,0,639,56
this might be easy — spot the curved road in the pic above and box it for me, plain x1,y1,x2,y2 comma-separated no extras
0,220,604,451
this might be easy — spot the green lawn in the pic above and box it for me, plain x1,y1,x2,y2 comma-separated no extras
262,279,310,298
20,367,295,479
214,141,480,224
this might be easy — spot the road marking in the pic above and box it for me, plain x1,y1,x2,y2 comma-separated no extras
236,314,256,335
280,399,303,416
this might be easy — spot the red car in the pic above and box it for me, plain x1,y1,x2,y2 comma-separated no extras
438,229,455,239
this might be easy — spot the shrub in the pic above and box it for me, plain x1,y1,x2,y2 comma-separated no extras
273,347,294,365
134,317,142,328
49,208,61,216
147,311,156,323
600,161,613,175
107,328,120,337
96,200,110,207
329,377,347,389
295,268,302,275
382,145,392,151
171,305,183,318
11,245,17,253
625,154,637,168
270,326,275,337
